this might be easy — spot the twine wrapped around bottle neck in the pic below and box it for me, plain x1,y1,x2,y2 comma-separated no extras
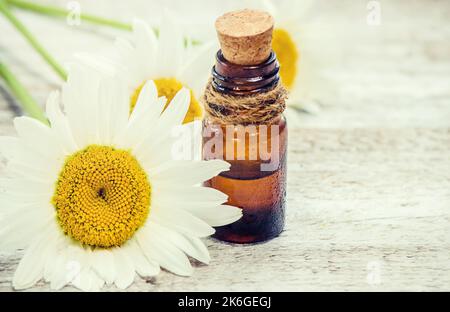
202,80,288,125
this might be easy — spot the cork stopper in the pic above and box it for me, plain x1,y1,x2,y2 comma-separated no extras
215,9,274,66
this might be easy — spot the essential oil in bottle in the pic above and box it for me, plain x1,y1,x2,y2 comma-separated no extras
202,9,288,244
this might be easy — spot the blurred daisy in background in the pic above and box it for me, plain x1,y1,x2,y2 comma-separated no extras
0,65,241,291
79,14,215,124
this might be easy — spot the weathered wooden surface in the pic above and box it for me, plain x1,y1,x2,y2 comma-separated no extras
0,0,449,291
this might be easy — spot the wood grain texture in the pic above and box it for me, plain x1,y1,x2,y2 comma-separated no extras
0,0,449,291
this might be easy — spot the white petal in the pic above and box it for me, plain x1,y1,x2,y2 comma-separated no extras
72,269,104,292
137,229,193,276
0,136,21,160
173,120,203,161
132,127,174,169
50,242,85,290
129,80,158,123
185,205,242,227
124,97,166,147
132,19,158,76
131,88,190,159
100,76,130,145
151,222,210,264
157,87,190,128
114,37,135,63
125,240,160,278
261,0,278,16
91,249,116,286
45,91,78,154
0,137,56,181
156,13,184,76
49,252,72,290
13,116,62,160
63,64,98,147
150,159,229,186
127,89,201,167
63,64,128,147
12,227,55,289
0,209,54,252
152,206,215,238
1,176,53,199
112,248,135,289
153,185,228,208
43,231,66,282
73,53,118,77
115,82,165,149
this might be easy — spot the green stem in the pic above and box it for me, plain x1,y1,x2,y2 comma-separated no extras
5,0,201,45
6,0,132,31
0,62,48,125
0,0,67,80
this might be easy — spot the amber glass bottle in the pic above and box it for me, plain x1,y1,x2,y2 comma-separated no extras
202,10,287,244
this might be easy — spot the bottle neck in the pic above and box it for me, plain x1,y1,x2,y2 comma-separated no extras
212,50,280,95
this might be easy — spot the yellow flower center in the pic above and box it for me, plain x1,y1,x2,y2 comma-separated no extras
272,28,299,90
130,78,202,124
52,145,151,248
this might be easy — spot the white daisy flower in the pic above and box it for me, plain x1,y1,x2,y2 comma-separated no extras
80,14,215,124
0,65,241,291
